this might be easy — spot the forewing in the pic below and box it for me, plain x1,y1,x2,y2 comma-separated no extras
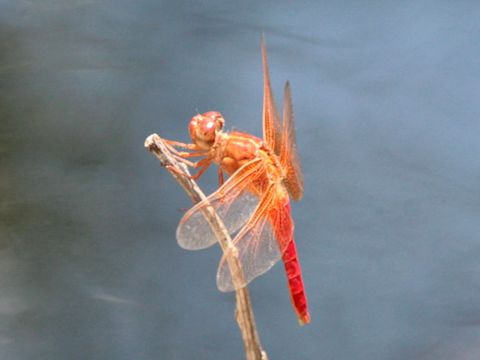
216,185,294,292
261,37,282,154
280,82,304,200
176,158,263,250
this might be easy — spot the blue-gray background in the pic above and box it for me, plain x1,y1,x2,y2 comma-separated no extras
2,1,480,359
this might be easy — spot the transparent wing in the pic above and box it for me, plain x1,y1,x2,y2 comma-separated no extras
176,158,263,250
261,37,282,154
279,82,304,200
216,184,294,292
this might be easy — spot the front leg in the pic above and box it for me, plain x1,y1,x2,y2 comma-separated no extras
166,157,212,180
164,139,199,151
217,168,225,186
163,138,209,160
162,137,213,181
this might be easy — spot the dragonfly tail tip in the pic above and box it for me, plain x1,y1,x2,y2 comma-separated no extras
298,313,311,326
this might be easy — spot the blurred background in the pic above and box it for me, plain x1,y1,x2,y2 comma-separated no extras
2,1,480,359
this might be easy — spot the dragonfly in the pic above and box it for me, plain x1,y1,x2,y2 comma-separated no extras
164,39,310,325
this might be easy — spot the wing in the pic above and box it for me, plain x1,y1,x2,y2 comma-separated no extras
176,158,263,250
279,82,304,200
261,37,282,154
216,184,294,292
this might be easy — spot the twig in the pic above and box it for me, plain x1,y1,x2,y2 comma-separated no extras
145,134,269,360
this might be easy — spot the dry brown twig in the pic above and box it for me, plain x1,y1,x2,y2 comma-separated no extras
145,133,269,360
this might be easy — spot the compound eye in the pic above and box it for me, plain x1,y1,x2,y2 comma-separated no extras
188,112,222,148
201,119,217,140
204,111,225,131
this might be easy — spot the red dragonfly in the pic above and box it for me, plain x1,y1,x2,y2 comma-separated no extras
165,40,310,325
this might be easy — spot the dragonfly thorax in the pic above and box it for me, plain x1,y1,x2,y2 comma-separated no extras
188,111,225,150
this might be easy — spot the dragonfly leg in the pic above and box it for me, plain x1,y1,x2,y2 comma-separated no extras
165,164,189,177
170,153,205,168
164,139,199,151
191,158,213,180
163,138,209,164
217,168,225,186
166,157,212,181
163,139,208,157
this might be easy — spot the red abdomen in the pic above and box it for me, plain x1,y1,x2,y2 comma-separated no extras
282,238,310,325
276,201,310,325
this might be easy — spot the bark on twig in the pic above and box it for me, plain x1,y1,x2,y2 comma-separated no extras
145,133,268,360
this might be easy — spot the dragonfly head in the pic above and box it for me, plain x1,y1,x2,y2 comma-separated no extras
189,111,224,149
